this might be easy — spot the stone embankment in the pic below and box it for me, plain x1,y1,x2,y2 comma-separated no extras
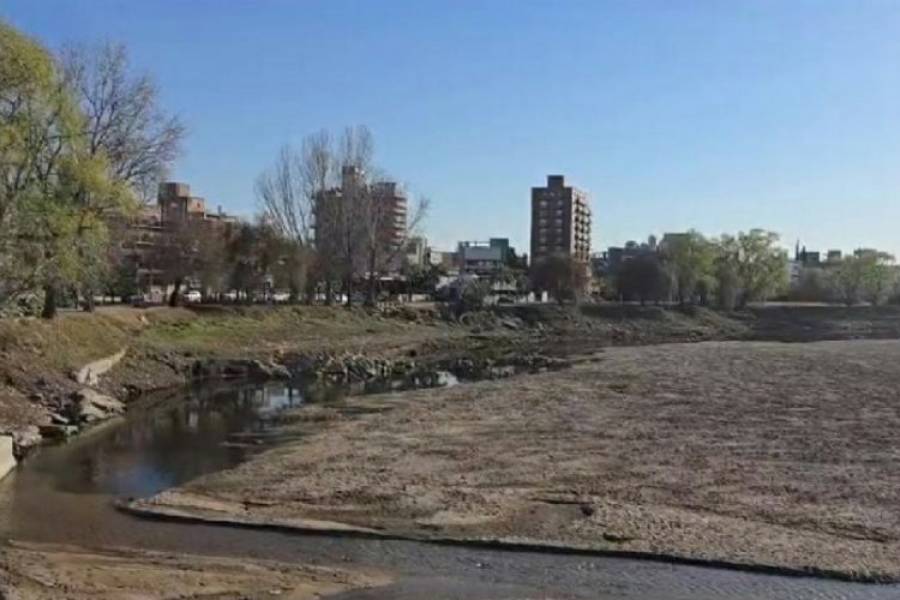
13,349,129,454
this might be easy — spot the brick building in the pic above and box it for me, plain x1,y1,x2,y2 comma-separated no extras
120,182,236,295
530,175,591,265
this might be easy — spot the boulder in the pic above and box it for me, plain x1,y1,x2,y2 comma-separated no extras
39,424,79,439
11,426,41,457
192,358,291,381
70,388,125,423
248,360,291,380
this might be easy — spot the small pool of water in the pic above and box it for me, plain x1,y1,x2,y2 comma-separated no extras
40,383,308,498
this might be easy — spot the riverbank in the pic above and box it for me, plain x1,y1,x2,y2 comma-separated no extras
0,540,388,599
133,339,900,582
6,303,900,456
0,304,462,454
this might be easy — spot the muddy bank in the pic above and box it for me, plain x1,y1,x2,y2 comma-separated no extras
134,339,900,582
0,540,388,599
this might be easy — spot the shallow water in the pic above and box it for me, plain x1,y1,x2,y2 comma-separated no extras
0,381,897,599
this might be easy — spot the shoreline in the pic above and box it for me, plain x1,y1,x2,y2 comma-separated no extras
120,494,896,584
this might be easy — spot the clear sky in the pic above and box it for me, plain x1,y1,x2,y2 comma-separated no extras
3,1,900,257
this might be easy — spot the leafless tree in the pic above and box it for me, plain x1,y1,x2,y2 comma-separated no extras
360,184,430,306
60,42,185,202
256,131,334,302
331,126,375,306
258,125,429,308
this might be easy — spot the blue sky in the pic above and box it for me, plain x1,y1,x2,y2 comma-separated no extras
4,1,900,256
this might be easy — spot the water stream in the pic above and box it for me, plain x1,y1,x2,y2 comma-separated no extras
0,381,897,599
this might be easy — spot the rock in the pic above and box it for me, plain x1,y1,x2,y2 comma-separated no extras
74,348,127,386
49,412,70,425
70,388,125,423
10,426,41,458
39,424,79,440
248,360,291,380
192,358,291,381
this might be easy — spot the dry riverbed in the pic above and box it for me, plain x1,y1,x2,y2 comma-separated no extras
0,541,388,599
134,339,900,581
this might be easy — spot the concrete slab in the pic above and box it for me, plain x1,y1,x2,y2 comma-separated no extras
0,435,15,481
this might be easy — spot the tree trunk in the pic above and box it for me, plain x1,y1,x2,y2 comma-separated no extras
365,249,378,307
344,277,353,307
168,279,182,307
41,286,58,319
83,288,96,312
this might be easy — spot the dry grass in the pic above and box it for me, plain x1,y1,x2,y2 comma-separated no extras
160,339,900,580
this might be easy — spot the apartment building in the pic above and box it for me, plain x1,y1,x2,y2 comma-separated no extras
530,175,591,265
120,182,236,292
158,182,236,226
315,166,408,272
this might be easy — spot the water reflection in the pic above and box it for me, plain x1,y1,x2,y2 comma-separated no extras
21,372,457,499
30,382,316,498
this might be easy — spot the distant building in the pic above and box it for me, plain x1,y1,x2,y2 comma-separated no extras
315,166,408,273
530,175,591,265
119,182,237,293
457,239,512,275
426,249,457,271
658,232,690,251
158,182,236,226
404,236,428,269
602,238,656,275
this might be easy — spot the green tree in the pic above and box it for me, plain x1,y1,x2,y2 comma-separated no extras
713,230,787,309
60,42,183,309
831,250,896,306
530,254,589,304
615,254,670,305
0,22,132,318
659,231,713,305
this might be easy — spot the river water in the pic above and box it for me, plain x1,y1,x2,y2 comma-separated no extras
0,381,897,599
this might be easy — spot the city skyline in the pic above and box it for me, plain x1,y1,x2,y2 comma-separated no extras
4,1,900,256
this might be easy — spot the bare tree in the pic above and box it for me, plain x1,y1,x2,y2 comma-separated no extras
330,126,375,306
61,42,185,202
258,125,428,308
360,183,429,306
256,131,333,302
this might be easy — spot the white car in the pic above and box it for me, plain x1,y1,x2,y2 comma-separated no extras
183,290,202,303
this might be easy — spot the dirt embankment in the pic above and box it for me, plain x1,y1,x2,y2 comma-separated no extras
0,304,462,452
0,541,387,599
136,339,900,582
6,302,900,455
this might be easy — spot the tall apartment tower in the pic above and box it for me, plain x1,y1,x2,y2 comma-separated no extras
530,175,591,265
314,166,408,271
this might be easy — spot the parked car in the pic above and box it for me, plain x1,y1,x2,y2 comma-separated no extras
183,290,202,303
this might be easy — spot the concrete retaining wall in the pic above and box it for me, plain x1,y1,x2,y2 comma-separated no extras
0,435,15,481
76,348,127,386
